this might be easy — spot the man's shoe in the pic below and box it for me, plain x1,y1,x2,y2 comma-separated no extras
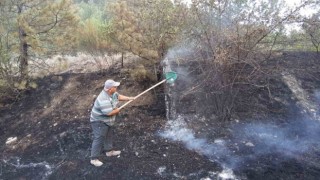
90,159,103,167
106,150,121,157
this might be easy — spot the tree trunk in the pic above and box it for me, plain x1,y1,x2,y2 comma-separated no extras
18,5,28,82
19,27,28,82
121,52,124,68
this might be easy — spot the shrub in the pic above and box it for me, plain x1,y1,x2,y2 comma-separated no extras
129,64,157,85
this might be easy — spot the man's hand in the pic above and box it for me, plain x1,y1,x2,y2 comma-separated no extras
108,108,120,116
128,97,135,100
113,108,120,114
118,94,135,101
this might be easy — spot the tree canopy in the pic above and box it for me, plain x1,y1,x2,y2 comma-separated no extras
0,0,78,83
108,0,189,63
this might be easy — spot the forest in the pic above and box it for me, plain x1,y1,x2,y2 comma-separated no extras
0,0,319,101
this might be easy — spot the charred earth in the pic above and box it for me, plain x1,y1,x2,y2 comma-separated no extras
1,52,320,180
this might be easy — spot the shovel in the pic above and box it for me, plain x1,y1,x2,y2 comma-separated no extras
119,71,177,110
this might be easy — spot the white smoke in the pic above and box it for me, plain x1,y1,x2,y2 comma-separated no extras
159,113,320,172
159,116,238,166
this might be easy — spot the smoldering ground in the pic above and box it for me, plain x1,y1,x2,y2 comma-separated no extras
159,113,320,177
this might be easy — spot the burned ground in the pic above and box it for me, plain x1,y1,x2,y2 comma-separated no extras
1,52,320,180
0,66,217,180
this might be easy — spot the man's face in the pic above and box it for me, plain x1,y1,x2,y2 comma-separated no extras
110,86,117,94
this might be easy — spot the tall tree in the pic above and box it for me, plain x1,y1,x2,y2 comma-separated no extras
1,0,78,82
108,0,188,63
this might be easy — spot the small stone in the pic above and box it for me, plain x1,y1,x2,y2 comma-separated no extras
245,142,254,147
59,132,67,138
214,139,224,145
6,137,17,145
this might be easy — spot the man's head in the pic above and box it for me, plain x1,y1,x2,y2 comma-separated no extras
104,79,120,94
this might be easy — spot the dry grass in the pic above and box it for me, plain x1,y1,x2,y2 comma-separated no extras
29,53,141,77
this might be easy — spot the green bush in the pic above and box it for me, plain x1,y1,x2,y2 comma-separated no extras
129,64,157,83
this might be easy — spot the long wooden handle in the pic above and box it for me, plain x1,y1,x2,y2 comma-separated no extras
119,79,167,110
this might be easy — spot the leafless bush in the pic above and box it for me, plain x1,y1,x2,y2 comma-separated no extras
174,0,315,120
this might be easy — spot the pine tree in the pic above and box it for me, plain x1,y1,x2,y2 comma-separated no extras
1,0,78,82
108,0,187,62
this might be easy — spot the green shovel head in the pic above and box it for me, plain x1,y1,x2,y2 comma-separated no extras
165,71,177,84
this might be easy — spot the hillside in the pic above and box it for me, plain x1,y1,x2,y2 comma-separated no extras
1,52,320,180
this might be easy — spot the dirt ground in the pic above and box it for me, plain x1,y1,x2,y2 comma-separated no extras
1,52,320,180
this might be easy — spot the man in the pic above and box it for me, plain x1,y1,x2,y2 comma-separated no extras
90,79,135,167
